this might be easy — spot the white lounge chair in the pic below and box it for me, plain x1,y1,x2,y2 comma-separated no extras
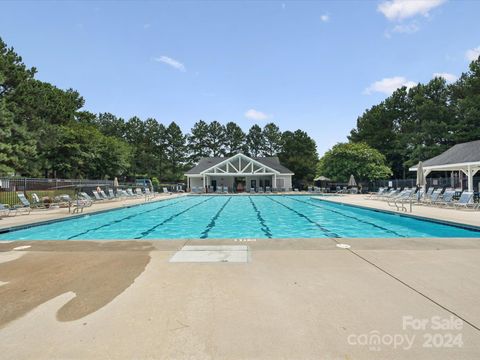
453,191,476,209
92,190,105,201
14,192,32,215
0,203,14,217
126,188,136,197
422,189,443,205
435,190,456,207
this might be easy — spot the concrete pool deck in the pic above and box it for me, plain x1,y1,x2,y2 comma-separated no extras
1,238,480,359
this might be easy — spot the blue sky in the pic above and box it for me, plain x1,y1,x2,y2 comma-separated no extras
1,0,479,155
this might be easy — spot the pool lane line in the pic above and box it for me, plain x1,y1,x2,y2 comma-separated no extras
289,197,406,238
265,196,340,238
248,196,273,238
200,197,232,239
135,197,214,239
67,197,193,240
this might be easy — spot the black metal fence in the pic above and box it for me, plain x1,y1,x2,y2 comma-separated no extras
0,177,113,206
322,176,480,194
0,177,186,206
369,176,480,192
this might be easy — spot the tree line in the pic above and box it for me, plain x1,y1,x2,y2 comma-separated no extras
318,56,480,183
0,37,318,185
348,57,480,180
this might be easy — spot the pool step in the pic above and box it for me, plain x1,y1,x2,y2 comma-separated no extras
169,245,249,263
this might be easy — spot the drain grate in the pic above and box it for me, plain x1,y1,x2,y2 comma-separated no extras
169,245,249,263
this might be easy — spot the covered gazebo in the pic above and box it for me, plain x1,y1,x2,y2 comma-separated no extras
409,140,480,192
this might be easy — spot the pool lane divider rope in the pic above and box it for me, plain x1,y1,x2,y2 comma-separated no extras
289,197,405,238
135,197,214,239
248,196,273,238
67,197,193,240
200,197,232,239
266,196,340,238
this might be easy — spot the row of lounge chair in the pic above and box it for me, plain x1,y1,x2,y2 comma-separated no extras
307,186,331,193
368,187,477,210
190,186,294,194
0,187,160,218
0,192,32,217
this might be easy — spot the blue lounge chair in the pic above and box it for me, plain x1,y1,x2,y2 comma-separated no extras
14,192,32,215
435,190,456,207
453,191,476,209
0,203,14,217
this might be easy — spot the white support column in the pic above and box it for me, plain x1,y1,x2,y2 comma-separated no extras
273,173,277,189
202,174,206,192
468,165,473,192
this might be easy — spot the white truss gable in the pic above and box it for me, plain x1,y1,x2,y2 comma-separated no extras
200,153,280,175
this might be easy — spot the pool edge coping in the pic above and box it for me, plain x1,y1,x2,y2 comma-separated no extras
311,196,480,233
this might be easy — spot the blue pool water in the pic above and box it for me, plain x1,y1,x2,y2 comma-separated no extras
0,195,479,240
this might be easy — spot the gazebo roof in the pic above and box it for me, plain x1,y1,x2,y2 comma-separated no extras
410,140,480,171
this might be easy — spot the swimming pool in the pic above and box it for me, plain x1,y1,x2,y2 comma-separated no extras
0,195,479,240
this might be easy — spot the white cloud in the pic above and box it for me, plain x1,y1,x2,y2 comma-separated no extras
432,72,457,83
244,109,272,121
154,56,186,72
465,46,480,62
364,76,417,95
378,0,445,21
320,14,329,22
392,22,419,33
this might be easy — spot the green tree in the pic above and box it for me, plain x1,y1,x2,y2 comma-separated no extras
188,120,210,162
246,124,264,157
95,135,132,179
224,122,246,155
279,130,318,187
262,123,282,156
164,122,187,181
0,98,15,175
95,112,126,139
206,120,226,157
144,118,167,178
450,56,480,144
124,116,146,176
0,98,35,175
0,37,36,98
317,142,392,182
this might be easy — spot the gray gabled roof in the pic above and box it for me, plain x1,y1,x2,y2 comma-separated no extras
185,155,293,175
421,140,480,167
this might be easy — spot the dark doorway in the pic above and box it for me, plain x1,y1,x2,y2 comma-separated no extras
234,177,246,193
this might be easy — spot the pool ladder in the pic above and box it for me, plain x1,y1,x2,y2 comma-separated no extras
393,198,413,213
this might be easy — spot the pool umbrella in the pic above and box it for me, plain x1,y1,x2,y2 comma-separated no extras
348,175,357,187
113,177,119,188
314,176,331,182
416,161,426,187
